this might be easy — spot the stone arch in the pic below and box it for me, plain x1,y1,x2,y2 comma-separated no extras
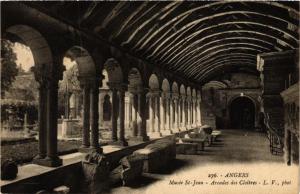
229,96,256,129
162,78,170,92
180,84,186,96
186,86,192,97
103,94,112,121
128,68,143,88
103,58,123,84
172,82,179,94
5,25,53,67
192,88,197,97
149,74,160,90
64,46,96,77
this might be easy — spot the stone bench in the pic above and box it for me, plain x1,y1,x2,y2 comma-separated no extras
211,130,222,142
176,142,198,155
119,155,144,186
133,138,175,173
177,137,205,151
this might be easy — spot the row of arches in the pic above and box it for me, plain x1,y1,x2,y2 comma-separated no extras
3,24,201,167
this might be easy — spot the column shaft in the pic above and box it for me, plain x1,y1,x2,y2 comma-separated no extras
149,96,155,132
160,97,165,131
36,87,47,158
166,98,170,130
82,85,90,147
45,81,62,166
90,87,101,151
111,88,118,141
118,89,127,145
170,99,174,130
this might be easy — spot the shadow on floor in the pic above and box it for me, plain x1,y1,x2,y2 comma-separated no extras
156,158,191,175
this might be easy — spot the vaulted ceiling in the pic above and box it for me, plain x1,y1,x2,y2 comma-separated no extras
26,1,299,84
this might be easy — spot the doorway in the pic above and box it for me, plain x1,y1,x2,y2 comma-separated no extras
230,97,255,129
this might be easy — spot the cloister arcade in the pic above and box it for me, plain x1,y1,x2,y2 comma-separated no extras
1,2,299,193
3,24,202,167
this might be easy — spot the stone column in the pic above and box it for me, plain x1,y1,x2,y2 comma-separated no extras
136,89,149,141
162,95,172,135
170,98,174,131
174,98,180,132
124,93,130,130
178,98,182,129
187,99,191,128
117,88,128,146
111,87,118,141
34,85,47,160
181,96,186,129
193,99,196,127
197,99,202,126
90,84,102,152
149,94,155,133
45,80,62,166
128,92,137,137
160,96,165,132
152,92,162,138
79,84,91,151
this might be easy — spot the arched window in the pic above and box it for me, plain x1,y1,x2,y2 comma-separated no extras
103,94,111,121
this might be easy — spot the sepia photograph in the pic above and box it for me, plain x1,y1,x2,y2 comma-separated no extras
0,1,299,194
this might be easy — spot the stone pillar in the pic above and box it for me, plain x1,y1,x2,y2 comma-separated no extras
90,84,102,153
136,89,149,141
178,98,182,129
124,93,130,130
174,97,180,132
44,81,62,166
181,97,186,129
149,94,155,133
187,99,191,128
193,100,197,127
160,96,165,132
162,94,172,135
111,87,118,141
152,91,162,138
34,85,47,160
79,84,91,151
197,99,202,126
170,98,174,131
129,92,138,137
117,88,128,146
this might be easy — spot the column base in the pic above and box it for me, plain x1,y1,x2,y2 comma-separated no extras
79,146,103,154
149,132,162,138
180,126,187,130
161,130,173,136
171,128,180,133
110,140,128,146
130,135,149,142
33,156,62,167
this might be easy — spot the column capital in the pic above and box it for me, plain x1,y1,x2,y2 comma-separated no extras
108,82,127,91
172,93,179,100
161,92,171,99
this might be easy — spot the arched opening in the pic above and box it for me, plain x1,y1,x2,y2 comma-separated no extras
103,94,111,121
230,97,255,130
127,68,143,136
58,46,96,138
2,25,48,138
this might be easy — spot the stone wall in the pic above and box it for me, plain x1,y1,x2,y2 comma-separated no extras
201,73,261,129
